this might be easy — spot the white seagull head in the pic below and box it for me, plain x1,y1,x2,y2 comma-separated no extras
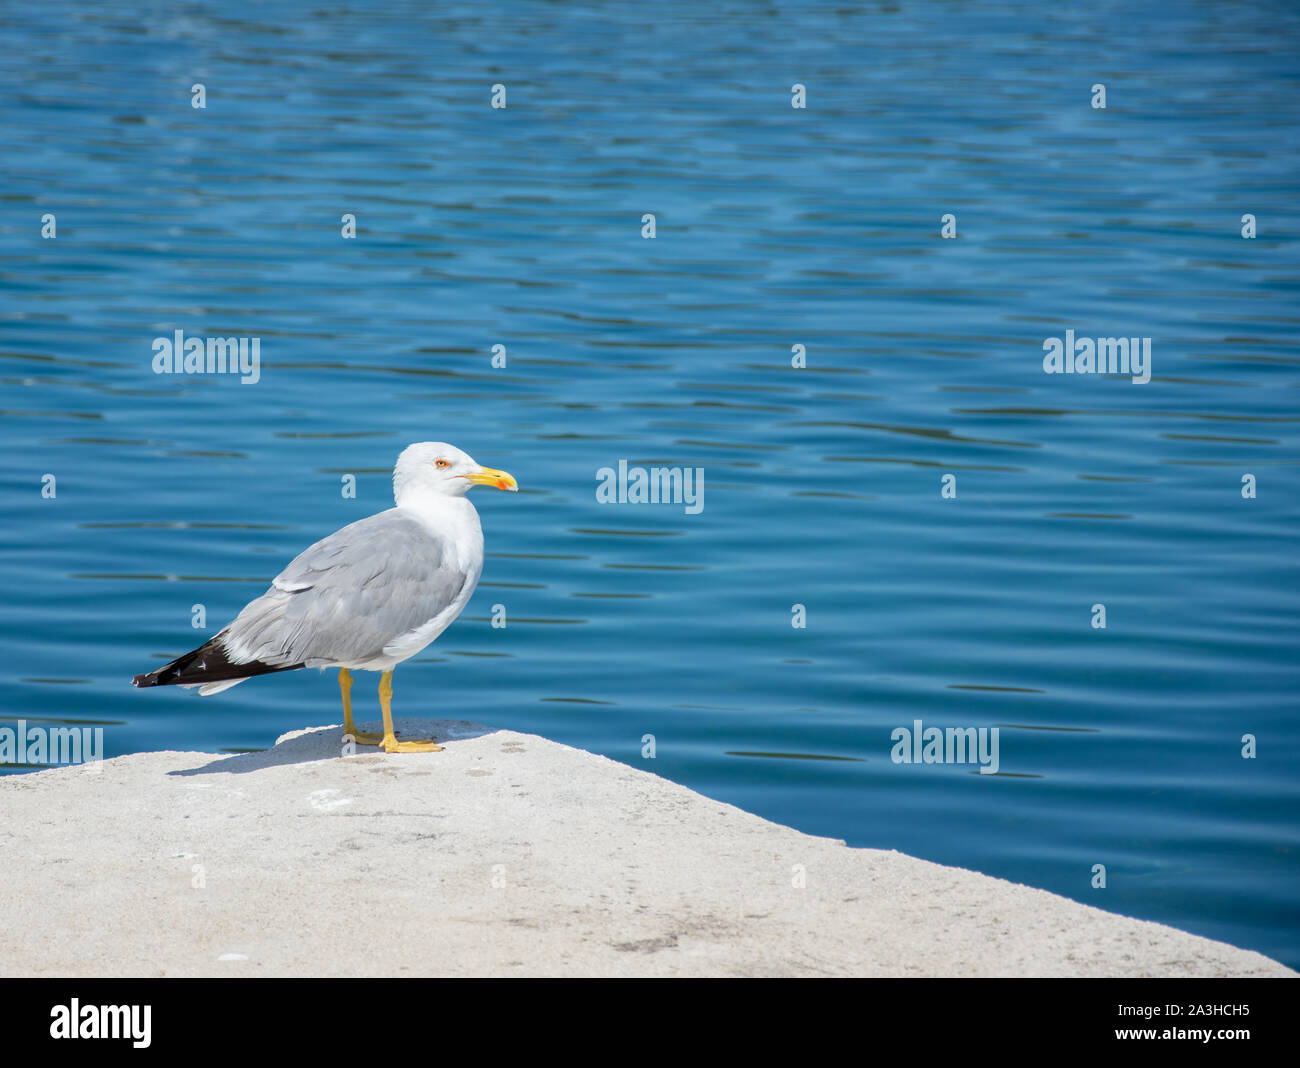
393,442,518,505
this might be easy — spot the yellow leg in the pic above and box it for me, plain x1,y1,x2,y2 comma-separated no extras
379,670,443,753
339,668,381,745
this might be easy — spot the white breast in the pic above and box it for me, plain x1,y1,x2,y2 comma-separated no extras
370,494,485,669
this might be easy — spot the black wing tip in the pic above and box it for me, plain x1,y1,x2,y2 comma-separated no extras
132,635,224,689
132,633,306,690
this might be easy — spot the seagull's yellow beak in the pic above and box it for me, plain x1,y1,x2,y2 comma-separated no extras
464,466,518,492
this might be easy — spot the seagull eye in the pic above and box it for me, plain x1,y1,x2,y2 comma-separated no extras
435,459,450,469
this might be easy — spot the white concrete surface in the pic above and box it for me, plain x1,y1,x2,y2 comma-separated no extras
0,720,1292,977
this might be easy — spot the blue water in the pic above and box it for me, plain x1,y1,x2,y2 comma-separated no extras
2,1,1297,970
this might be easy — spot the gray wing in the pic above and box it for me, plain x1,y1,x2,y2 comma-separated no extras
222,508,469,668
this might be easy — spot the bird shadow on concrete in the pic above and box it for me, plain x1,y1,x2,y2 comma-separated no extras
166,718,497,776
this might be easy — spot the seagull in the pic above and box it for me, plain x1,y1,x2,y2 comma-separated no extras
132,442,518,753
